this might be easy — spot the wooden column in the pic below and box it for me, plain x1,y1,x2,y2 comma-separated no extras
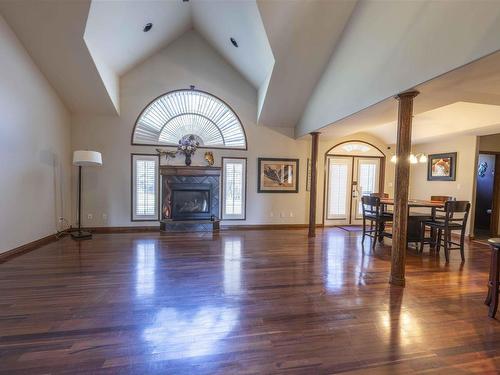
390,91,419,286
308,132,320,237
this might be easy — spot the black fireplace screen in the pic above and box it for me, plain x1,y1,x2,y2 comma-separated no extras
171,189,211,220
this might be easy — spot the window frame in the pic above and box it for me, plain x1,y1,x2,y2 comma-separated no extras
131,153,160,222
221,157,247,221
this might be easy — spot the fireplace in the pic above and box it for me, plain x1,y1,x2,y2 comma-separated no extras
171,184,211,220
160,166,220,232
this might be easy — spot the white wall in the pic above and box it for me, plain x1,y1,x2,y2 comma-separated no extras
0,15,71,254
71,31,311,228
409,135,478,234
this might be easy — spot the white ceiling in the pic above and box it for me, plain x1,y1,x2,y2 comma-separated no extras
84,1,191,76
257,0,357,133
191,0,274,90
317,50,500,144
3,0,500,143
84,0,273,90
0,0,118,115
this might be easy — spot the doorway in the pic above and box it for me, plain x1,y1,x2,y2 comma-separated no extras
324,141,385,226
474,153,499,239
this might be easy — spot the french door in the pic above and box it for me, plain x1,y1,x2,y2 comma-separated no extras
325,156,381,226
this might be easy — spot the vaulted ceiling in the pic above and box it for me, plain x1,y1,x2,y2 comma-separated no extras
2,0,500,141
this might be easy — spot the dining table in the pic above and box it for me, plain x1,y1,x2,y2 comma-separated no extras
378,198,445,246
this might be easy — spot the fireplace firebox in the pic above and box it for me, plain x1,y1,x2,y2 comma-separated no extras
171,183,211,220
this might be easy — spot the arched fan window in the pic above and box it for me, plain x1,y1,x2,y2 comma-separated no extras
132,89,247,149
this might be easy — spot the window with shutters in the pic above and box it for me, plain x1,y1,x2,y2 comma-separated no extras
132,89,247,150
222,158,246,220
132,154,159,221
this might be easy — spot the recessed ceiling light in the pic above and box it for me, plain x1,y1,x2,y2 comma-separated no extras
230,37,238,48
143,23,153,32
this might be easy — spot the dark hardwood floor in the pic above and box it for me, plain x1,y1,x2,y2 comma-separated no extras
0,228,499,374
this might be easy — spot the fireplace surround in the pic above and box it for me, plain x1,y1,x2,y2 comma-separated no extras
160,166,220,232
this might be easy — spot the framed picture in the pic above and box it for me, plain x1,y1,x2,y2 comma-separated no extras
258,158,299,193
427,152,457,181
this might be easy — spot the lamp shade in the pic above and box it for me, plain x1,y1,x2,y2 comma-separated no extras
73,150,102,166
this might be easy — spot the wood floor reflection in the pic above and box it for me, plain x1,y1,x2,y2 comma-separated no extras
0,228,499,374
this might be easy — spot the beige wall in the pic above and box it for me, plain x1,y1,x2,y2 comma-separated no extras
71,31,311,228
410,135,478,234
0,15,71,254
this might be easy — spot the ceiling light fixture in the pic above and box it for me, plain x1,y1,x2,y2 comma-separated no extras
143,23,153,32
390,153,427,164
230,37,238,48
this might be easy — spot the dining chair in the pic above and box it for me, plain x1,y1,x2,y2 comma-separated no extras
420,201,471,262
485,238,500,318
430,195,454,219
370,193,391,214
361,196,392,250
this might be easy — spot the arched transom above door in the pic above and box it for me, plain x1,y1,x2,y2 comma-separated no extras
327,141,384,157
132,89,247,150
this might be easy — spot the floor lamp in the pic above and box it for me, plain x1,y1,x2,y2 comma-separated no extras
72,150,102,240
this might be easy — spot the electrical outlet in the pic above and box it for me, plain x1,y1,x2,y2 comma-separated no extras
102,213,107,222
87,213,93,220
269,212,274,217
289,211,294,217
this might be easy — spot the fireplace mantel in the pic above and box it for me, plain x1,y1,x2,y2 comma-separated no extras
160,165,221,177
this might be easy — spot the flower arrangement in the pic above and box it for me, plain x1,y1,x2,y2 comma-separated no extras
178,134,199,166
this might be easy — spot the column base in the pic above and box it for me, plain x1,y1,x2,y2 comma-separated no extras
389,275,406,287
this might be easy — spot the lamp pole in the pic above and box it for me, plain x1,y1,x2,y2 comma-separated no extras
78,165,82,234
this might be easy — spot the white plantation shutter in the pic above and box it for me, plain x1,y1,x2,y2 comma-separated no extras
327,159,350,219
223,158,246,220
132,154,159,221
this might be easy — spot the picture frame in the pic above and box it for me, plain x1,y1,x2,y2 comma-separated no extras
258,158,299,193
427,152,457,181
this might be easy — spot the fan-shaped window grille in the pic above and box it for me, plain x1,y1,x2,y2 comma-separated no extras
132,89,247,149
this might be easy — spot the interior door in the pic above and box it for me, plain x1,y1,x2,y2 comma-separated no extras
325,157,353,225
351,158,381,224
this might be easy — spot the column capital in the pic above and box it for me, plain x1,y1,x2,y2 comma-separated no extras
310,132,321,136
394,90,420,100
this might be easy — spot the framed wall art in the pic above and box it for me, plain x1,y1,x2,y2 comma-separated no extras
257,158,299,193
427,152,457,181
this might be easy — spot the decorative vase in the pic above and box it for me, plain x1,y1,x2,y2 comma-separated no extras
184,153,192,166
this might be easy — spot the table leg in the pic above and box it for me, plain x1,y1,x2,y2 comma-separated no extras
378,221,385,243
430,207,437,249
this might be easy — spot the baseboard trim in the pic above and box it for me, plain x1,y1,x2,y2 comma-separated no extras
85,224,322,232
0,234,58,263
84,226,160,233
220,224,323,231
